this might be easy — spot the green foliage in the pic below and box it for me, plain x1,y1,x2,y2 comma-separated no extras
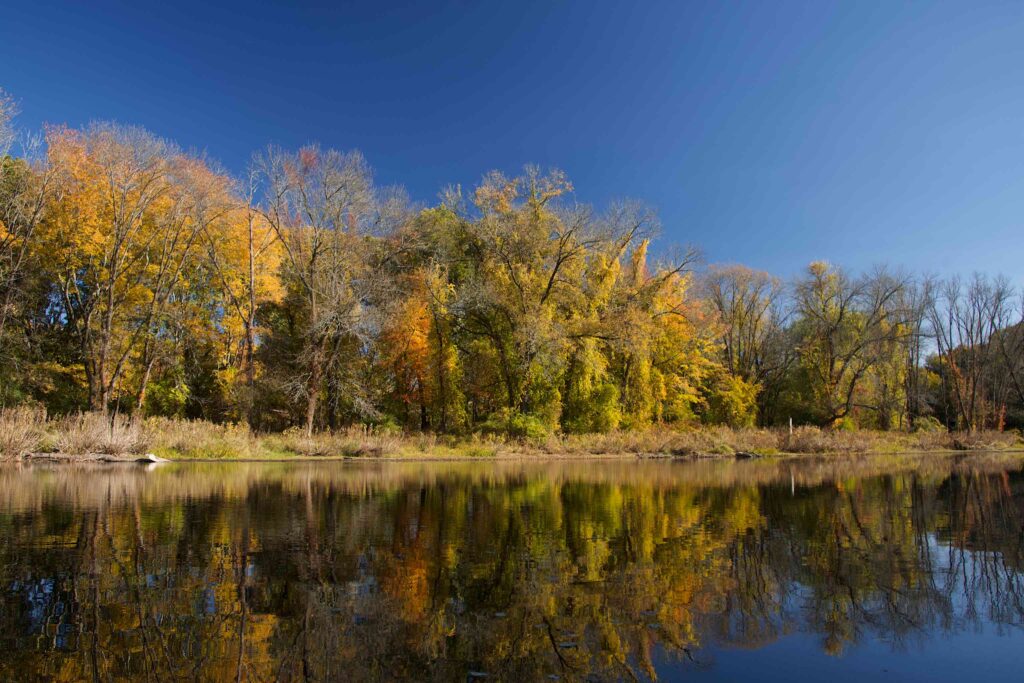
912,415,946,433
834,416,857,432
564,382,621,433
145,375,189,418
479,409,552,440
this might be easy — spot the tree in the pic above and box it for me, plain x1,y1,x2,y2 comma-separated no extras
1,147,58,403
39,125,174,411
458,167,583,424
0,88,14,158
254,146,377,434
702,264,793,425
199,172,282,423
376,270,433,429
928,274,1017,430
792,262,910,426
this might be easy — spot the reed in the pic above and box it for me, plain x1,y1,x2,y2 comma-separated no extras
0,410,1020,460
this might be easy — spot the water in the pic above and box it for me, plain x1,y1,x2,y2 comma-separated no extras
0,455,1022,682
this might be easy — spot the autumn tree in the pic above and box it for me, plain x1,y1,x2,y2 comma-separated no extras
702,264,793,424
38,125,177,411
928,274,1018,430
792,262,911,427
0,105,59,403
199,171,282,423
253,146,378,434
376,270,433,429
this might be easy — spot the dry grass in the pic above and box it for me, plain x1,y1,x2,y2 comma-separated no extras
1,410,1021,460
263,425,406,457
0,406,47,460
526,425,1023,457
144,417,256,459
53,412,150,456
545,426,783,456
778,426,1022,454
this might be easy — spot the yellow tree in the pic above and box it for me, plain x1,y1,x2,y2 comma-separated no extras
200,180,282,422
601,236,710,426
793,262,910,427
39,124,232,411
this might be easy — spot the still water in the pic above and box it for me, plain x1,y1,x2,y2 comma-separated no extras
0,456,1022,682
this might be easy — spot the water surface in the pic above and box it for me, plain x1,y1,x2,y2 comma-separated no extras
1,455,1023,681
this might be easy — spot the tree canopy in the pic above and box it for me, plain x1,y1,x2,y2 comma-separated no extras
2,91,1023,434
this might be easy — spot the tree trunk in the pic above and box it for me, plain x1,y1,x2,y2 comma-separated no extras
304,343,324,436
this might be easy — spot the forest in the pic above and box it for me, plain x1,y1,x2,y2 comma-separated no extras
2,89,1024,441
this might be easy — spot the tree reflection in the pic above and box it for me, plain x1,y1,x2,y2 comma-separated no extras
0,457,1022,681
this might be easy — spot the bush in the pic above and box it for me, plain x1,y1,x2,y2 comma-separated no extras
912,416,946,433
835,416,857,432
479,409,551,440
703,374,759,428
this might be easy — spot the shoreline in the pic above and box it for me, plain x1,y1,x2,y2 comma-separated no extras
14,447,1024,465
5,413,1023,463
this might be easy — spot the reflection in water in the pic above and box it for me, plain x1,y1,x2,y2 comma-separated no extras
0,456,1022,682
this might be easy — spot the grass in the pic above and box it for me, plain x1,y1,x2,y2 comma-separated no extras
511,425,1024,457
0,406,47,459
0,411,1021,461
52,412,151,456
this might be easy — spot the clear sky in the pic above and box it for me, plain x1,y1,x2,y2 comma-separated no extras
2,0,1023,280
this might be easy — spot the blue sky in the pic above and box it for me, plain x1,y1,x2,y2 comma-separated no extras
2,1,1023,280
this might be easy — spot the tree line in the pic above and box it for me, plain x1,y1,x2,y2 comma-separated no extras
1,91,1022,435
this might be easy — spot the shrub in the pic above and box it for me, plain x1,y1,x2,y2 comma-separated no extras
703,374,759,428
912,416,946,433
269,425,405,457
834,416,857,432
479,409,551,440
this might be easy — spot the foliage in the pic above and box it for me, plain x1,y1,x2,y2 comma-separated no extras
1,92,1024,437
479,408,552,440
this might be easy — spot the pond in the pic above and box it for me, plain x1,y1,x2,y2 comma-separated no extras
0,455,1022,682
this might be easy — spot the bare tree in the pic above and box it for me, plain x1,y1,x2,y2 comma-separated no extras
0,89,15,158
928,274,1016,430
253,146,376,434
896,278,934,429
991,293,1024,408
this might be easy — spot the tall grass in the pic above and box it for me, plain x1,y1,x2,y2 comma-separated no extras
53,412,150,455
532,425,1022,456
144,417,255,459
263,425,406,457
0,409,1021,460
0,406,47,460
